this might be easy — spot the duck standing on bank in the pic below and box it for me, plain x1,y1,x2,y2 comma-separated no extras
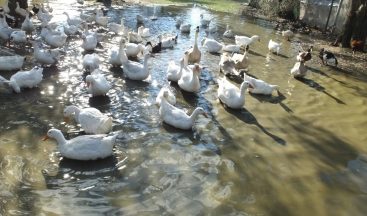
319,48,338,66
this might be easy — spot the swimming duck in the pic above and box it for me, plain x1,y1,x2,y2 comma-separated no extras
83,53,100,72
6,66,43,93
31,41,60,66
145,41,161,53
43,128,117,160
123,53,151,81
138,26,150,38
159,34,177,48
159,90,208,130
232,51,249,70
222,44,241,53
319,48,338,66
244,75,278,95
268,39,282,55
219,53,237,76
85,69,111,96
178,63,201,93
201,37,223,53
136,14,145,25
200,14,211,27
187,26,201,64
217,77,250,109
282,30,294,41
125,42,145,57
0,55,25,71
180,23,191,33
167,53,187,82
63,105,113,134
109,38,127,67
223,24,234,38
290,61,307,78
156,87,176,106
235,35,260,48
128,31,143,43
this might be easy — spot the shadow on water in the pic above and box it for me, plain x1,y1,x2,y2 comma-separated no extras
222,105,286,145
250,90,293,113
307,66,347,85
296,77,346,104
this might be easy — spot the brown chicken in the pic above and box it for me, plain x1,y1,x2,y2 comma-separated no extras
351,39,364,55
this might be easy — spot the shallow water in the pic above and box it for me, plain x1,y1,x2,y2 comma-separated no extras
1,0,367,215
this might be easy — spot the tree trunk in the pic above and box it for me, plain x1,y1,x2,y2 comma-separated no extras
334,0,367,47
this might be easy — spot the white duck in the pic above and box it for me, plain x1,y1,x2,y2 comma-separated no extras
200,14,211,27
83,53,100,72
219,53,238,76
10,31,27,43
0,55,25,71
85,69,111,96
63,105,113,134
178,63,201,93
63,24,79,36
156,87,176,106
235,35,260,47
125,42,145,58
222,44,241,53
43,128,117,160
31,41,61,66
81,27,98,51
187,27,201,64
232,51,249,70
282,30,294,41
167,53,187,82
290,61,307,78
180,23,191,33
108,18,125,35
268,39,282,55
217,77,250,109
223,24,234,38
123,53,151,81
95,8,108,27
0,17,14,43
5,66,43,93
159,90,208,130
63,12,83,28
15,2,27,17
201,37,223,53
159,34,177,48
128,31,143,44
109,38,127,67
41,27,67,48
21,12,35,36
80,10,95,23
244,75,278,95
138,26,150,38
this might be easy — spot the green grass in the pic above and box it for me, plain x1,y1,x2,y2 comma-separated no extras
147,0,249,14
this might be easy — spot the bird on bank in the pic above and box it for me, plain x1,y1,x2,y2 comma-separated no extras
297,45,313,63
319,48,338,66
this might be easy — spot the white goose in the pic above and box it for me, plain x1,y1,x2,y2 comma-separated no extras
108,18,125,35
0,16,13,43
41,27,67,48
200,14,211,27
43,128,117,160
85,70,111,96
222,44,241,53
63,24,79,36
232,51,249,70
123,53,151,81
4,66,43,93
180,23,191,33
63,105,113,134
159,34,176,48
156,87,176,106
187,27,201,64
201,37,223,53
159,90,208,130
80,10,95,23
95,8,108,27
178,63,201,93
217,77,250,109
244,75,278,95
268,39,282,55
109,38,127,67
128,31,143,44
167,54,186,82
223,24,234,38
138,26,150,38
83,53,100,72
235,35,260,47
31,41,60,66
63,12,83,28
0,55,25,71
290,61,307,78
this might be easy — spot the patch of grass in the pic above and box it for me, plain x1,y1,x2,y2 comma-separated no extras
148,0,249,14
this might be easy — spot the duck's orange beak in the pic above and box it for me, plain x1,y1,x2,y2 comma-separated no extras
42,135,49,141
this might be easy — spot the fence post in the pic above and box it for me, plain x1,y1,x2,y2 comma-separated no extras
324,0,335,32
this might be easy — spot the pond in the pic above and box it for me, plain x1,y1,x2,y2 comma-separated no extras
1,0,367,215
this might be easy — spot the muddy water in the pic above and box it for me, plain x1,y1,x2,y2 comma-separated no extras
1,0,367,215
